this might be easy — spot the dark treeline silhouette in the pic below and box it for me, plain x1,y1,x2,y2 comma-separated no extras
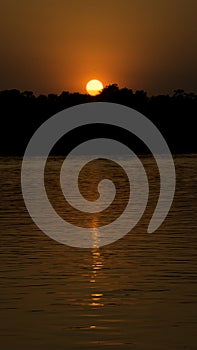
0,84,196,155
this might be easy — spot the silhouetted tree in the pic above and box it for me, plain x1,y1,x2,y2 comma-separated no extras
0,85,196,155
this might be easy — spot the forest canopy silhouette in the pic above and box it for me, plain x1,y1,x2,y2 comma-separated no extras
0,84,196,155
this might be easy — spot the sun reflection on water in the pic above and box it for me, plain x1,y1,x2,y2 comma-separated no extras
89,227,104,307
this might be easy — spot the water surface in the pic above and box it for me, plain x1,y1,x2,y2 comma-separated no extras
0,155,197,349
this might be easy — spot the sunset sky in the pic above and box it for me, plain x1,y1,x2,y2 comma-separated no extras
1,0,197,95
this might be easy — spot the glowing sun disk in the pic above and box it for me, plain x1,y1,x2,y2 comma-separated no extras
86,79,103,96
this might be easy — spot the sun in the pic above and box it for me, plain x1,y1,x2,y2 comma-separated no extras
86,79,103,96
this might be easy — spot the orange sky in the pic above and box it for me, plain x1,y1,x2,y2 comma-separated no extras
0,0,197,95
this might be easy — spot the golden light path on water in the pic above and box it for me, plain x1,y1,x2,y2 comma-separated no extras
90,226,104,309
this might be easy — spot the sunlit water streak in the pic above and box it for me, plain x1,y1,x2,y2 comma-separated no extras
0,155,197,349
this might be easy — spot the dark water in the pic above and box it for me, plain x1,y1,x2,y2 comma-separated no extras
0,155,197,349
